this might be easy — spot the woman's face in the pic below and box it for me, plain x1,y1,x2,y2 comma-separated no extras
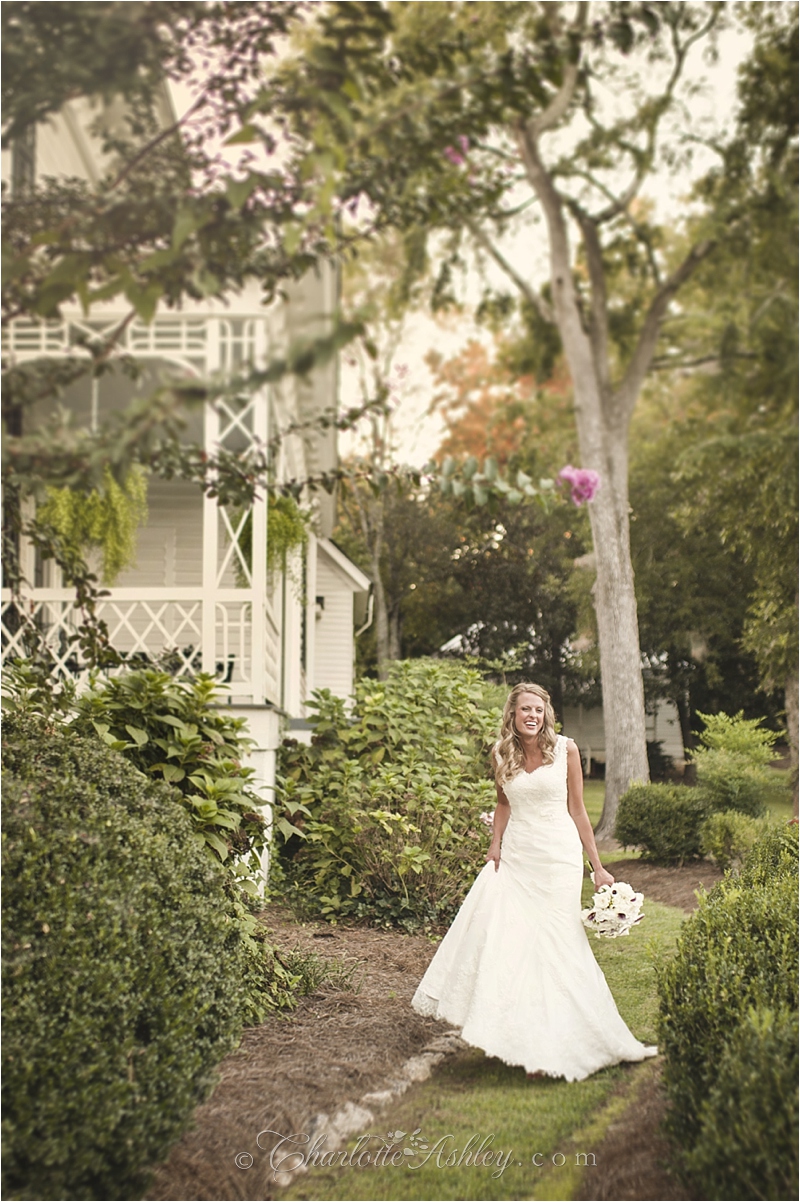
514,692,546,738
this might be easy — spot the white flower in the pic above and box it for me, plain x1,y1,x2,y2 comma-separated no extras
582,878,644,938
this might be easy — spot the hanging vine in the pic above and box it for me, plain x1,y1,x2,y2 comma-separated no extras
36,465,148,584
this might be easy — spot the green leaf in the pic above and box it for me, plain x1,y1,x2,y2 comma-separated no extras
172,208,199,252
124,725,148,747
203,831,230,860
223,123,260,145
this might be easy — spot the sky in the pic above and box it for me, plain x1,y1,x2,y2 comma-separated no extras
171,5,753,468
337,13,752,466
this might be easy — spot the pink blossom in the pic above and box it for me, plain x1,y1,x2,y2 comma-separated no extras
558,465,601,506
444,137,469,167
443,145,466,166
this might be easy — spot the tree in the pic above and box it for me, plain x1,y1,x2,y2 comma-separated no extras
272,1,731,832
661,4,798,799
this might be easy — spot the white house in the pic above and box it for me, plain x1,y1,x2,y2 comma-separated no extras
1,93,371,873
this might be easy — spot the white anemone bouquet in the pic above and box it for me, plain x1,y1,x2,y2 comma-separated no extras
581,875,644,939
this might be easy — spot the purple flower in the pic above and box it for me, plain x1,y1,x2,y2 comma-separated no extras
558,465,601,506
443,137,469,167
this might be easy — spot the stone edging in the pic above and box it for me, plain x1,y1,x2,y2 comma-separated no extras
273,1029,466,1188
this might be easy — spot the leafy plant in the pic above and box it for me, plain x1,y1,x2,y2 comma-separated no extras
690,710,783,818
657,824,798,1195
71,669,268,878
684,1006,798,1202
2,715,256,1200
614,783,708,864
36,464,148,583
699,809,769,874
276,659,501,930
234,494,311,589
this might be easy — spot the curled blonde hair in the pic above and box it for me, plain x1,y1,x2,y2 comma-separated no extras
493,682,558,788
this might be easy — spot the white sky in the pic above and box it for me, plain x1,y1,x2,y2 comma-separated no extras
338,16,751,464
171,8,752,466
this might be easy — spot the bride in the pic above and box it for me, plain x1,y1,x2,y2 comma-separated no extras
412,682,657,1082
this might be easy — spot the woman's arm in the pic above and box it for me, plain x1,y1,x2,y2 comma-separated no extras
565,740,614,889
486,783,511,872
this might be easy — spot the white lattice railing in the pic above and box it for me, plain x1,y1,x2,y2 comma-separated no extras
1,589,280,704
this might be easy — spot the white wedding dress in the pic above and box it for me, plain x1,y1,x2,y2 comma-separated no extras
412,734,657,1082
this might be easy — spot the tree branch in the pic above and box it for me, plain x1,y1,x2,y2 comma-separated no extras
529,2,588,138
616,239,716,418
573,210,610,398
466,219,554,324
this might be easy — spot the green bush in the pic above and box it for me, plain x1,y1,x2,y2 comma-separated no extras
72,669,269,875
2,715,255,1201
699,809,769,873
685,1007,798,1201
739,820,800,886
614,783,708,863
276,659,501,930
691,711,782,818
657,825,798,1198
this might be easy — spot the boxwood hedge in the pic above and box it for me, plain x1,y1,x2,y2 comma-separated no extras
2,714,252,1201
657,824,799,1200
614,782,708,863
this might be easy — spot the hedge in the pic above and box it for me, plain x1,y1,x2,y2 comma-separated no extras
657,824,799,1200
614,782,708,863
2,714,252,1201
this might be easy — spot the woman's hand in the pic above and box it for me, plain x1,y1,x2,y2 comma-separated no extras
592,866,615,890
486,841,502,872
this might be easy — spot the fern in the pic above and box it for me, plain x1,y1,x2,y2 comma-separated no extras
37,466,148,583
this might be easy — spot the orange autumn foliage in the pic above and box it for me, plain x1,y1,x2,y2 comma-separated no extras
427,339,574,468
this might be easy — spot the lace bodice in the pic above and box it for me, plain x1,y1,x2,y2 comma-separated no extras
502,734,569,824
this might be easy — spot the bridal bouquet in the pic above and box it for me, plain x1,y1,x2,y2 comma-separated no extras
581,876,644,939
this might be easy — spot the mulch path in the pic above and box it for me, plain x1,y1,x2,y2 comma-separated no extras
146,860,724,1202
574,1060,693,1202
600,856,723,913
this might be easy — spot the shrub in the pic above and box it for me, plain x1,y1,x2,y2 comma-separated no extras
276,659,501,930
72,669,269,876
657,825,798,1197
614,783,708,863
2,715,253,1201
699,809,769,873
691,711,782,818
685,1007,798,1201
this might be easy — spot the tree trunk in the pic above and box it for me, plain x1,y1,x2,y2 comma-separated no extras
517,128,649,839
373,568,391,680
586,474,650,838
785,671,799,819
370,506,392,680
388,605,402,661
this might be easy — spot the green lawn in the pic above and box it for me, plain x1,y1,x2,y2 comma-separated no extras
283,896,685,1202
582,780,605,828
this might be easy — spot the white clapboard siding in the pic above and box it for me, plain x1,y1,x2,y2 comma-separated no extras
563,699,685,768
114,479,203,589
314,562,356,701
312,542,370,703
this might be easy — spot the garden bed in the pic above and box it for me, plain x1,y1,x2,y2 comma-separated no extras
147,858,724,1202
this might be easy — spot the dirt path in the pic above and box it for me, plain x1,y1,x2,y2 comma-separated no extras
147,862,722,1202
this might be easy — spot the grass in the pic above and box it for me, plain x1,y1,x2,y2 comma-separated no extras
282,896,685,1202
582,779,605,828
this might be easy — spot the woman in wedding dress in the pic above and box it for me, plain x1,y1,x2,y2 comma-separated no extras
412,682,657,1082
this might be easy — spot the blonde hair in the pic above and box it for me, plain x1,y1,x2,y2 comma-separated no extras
493,682,558,787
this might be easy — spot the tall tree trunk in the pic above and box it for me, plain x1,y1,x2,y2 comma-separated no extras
586,473,649,837
517,119,649,839
785,671,799,818
373,554,391,680
388,605,402,661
